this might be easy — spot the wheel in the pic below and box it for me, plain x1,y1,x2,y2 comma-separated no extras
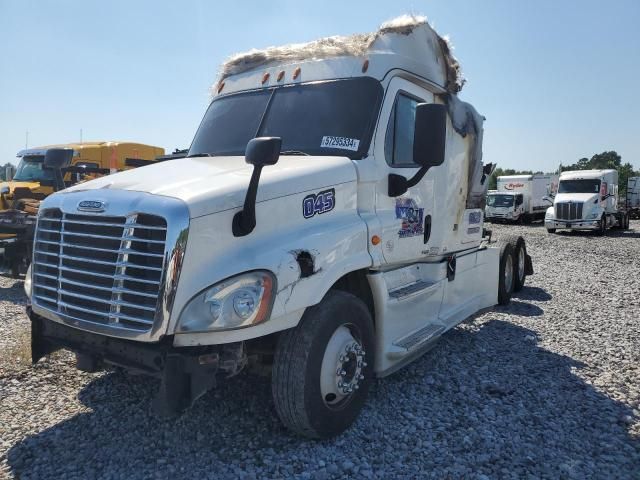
547,228,556,234
498,242,515,305
503,235,527,292
624,214,630,230
272,290,375,439
597,216,606,236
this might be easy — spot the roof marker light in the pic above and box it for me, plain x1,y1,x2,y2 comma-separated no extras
362,59,369,73
277,70,285,82
293,67,301,80
262,72,270,84
217,81,225,94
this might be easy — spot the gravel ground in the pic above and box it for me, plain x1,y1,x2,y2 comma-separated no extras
1,222,639,479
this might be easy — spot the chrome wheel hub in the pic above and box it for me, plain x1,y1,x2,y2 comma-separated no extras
320,326,366,406
504,254,514,292
518,247,525,282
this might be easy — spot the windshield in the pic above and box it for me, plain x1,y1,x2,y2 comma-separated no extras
558,179,600,194
13,156,53,182
486,194,514,207
188,77,383,160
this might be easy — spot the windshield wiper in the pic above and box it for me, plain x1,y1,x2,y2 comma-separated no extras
280,150,310,156
186,153,214,158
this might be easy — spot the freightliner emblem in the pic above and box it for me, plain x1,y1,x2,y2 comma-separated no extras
77,200,106,212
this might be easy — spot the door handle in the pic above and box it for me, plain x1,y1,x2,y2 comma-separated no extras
423,214,432,244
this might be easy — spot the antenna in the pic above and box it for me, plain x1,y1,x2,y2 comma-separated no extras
80,128,83,144
25,130,29,149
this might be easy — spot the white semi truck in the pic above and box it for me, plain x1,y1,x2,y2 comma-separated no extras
24,16,532,438
486,174,558,223
545,169,631,234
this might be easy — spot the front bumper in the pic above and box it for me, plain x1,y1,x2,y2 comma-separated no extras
545,219,600,230
29,308,245,415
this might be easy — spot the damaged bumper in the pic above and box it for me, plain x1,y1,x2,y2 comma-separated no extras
29,308,245,415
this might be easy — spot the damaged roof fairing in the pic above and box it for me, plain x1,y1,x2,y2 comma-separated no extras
215,14,465,94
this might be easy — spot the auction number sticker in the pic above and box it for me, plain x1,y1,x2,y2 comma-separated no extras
320,136,360,152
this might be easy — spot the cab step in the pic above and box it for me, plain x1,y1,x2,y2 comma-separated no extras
388,280,438,301
388,324,445,359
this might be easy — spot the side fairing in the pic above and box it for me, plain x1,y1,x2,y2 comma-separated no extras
169,179,371,345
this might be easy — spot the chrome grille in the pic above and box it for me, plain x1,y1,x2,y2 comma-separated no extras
555,202,583,221
32,209,167,332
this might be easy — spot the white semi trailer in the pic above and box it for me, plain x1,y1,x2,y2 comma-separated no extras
486,174,557,223
545,169,631,234
24,15,532,438
626,176,640,219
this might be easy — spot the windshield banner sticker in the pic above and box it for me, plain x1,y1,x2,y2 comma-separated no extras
396,198,424,238
303,188,335,219
320,136,360,152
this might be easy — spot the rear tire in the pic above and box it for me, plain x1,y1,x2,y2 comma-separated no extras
272,290,375,439
498,242,515,305
547,228,556,234
503,235,527,292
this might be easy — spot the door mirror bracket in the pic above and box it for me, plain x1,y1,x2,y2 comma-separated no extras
233,137,281,237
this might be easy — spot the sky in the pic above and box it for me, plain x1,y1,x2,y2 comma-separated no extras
1,0,639,173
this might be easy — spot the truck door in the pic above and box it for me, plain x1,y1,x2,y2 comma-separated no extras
373,78,438,265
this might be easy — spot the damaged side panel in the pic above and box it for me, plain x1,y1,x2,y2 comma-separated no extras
170,180,372,347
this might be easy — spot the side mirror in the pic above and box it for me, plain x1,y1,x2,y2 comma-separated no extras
233,137,282,237
44,148,74,169
388,103,447,197
245,137,281,167
413,103,447,167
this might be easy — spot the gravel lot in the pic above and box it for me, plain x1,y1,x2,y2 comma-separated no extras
1,222,639,479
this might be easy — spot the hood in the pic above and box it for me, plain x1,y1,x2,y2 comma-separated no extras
63,155,357,218
554,193,598,204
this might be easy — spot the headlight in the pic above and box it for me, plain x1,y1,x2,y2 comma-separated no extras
24,263,32,299
177,271,276,333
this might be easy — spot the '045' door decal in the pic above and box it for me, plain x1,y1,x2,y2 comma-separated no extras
303,188,335,219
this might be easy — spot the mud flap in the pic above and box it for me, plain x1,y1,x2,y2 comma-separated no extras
525,254,534,276
153,354,219,416
30,309,62,363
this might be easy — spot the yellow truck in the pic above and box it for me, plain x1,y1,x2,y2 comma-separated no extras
0,141,164,210
1,142,165,276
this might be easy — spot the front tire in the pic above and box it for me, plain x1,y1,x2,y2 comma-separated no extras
597,216,606,236
272,290,375,439
547,228,556,234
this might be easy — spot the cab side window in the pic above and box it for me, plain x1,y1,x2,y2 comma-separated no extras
385,93,422,167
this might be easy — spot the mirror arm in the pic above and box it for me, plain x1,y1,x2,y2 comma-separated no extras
388,166,430,197
233,165,264,237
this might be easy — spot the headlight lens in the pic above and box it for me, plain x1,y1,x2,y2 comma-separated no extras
24,263,32,299
177,271,275,333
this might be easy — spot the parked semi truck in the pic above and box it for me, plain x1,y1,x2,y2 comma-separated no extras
545,169,631,234
25,15,532,438
486,174,558,223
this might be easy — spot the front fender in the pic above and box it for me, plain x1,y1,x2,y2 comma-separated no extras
170,181,371,346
